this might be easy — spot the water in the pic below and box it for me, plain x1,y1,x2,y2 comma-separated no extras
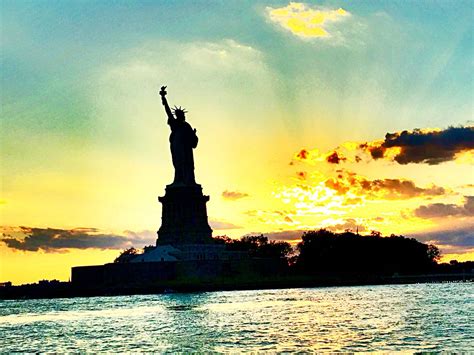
0,283,472,352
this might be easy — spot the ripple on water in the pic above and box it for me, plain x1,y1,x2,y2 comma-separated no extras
0,283,473,352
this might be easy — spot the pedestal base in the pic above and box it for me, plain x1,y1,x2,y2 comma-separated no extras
157,184,213,245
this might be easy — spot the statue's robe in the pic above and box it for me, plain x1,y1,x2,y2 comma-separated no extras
168,118,198,185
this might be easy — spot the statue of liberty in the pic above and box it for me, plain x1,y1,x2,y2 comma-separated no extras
159,86,198,186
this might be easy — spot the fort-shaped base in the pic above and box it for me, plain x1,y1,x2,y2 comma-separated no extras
157,184,213,245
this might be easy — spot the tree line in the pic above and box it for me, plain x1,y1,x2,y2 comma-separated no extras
114,229,471,275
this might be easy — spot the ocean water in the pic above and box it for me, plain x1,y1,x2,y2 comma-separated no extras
0,283,472,352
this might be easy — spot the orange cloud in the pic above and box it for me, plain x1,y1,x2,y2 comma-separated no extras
296,171,307,180
293,148,348,165
294,148,326,164
326,151,346,164
222,190,249,200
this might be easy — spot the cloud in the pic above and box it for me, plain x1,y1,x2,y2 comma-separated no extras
267,2,350,40
410,224,474,250
326,151,346,164
274,169,447,223
414,196,474,219
296,171,307,180
296,149,309,160
244,209,298,227
209,219,242,230
293,148,344,165
0,227,155,252
294,126,474,166
294,148,323,164
222,190,249,200
361,126,474,165
325,171,446,200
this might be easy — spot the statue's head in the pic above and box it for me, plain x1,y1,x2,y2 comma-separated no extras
173,106,187,121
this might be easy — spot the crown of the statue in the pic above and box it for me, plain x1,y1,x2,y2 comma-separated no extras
173,106,187,115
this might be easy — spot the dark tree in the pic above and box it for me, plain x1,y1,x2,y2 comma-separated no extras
370,230,382,237
435,260,474,273
295,229,440,275
213,234,293,261
143,245,156,253
114,247,139,263
213,235,233,245
427,244,441,262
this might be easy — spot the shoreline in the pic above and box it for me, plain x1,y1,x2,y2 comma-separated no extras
1,273,472,300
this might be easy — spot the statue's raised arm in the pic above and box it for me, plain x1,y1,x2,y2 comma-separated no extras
159,86,174,121
159,86,198,186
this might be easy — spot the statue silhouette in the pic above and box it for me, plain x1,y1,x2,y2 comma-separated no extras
157,86,213,245
160,86,198,186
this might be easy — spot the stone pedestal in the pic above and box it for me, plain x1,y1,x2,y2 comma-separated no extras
157,184,213,245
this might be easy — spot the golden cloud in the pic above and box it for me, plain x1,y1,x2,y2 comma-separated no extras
267,2,350,39
272,170,447,224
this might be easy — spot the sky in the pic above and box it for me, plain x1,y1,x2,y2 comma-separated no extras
1,0,473,284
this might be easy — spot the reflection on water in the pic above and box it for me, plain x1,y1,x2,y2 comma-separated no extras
0,283,472,352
